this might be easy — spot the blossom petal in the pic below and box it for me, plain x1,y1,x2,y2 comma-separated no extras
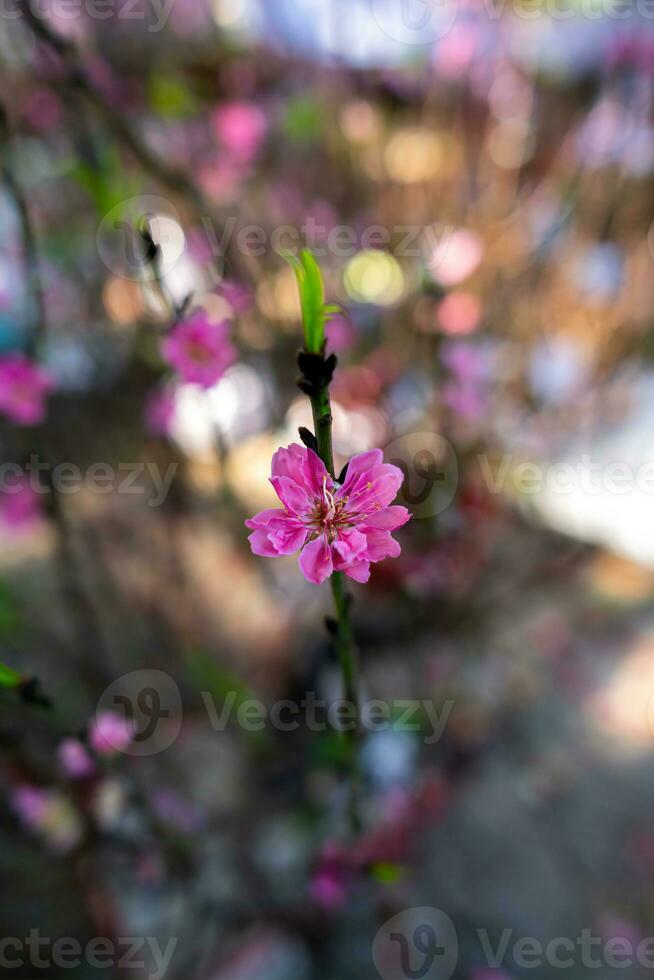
271,444,329,497
246,509,307,556
344,561,371,583
270,476,313,516
268,524,309,555
342,463,404,516
360,528,401,562
299,535,333,585
360,505,411,531
244,508,287,530
339,449,383,492
332,528,368,568
248,528,282,557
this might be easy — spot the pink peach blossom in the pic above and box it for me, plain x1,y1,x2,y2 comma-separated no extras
161,311,236,388
0,355,53,425
245,444,409,585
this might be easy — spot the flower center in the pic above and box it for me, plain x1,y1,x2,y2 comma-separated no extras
309,477,351,540
185,340,213,364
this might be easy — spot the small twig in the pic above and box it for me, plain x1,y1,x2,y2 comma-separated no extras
13,2,250,280
297,349,361,832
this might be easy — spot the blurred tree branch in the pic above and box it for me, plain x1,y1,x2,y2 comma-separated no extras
11,0,251,279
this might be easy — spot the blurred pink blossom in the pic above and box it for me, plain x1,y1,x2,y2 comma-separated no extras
441,341,486,381
213,101,267,164
326,314,356,354
0,355,53,425
429,229,483,286
219,279,252,315
58,738,96,779
0,474,42,533
11,786,49,827
310,841,350,909
246,445,409,585
11,785,82,852
441,342,488,421
310,868,348,909
89,712,133,756
145,386,176,437
437,292,481,336
21,88,63,129
161,311,236,388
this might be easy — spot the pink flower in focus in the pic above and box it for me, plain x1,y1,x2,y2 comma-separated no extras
58,738,96,779
245,444,409,585
0,355,53,425
161,311,236,388
145,386,176,437
213,101,267,163
0,474,42,533
89,712,133,756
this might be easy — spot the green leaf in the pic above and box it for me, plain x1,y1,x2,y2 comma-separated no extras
282,96,322,144
0,660,21,689
371,862,404,884
149,74,195,119
282,249,336,354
